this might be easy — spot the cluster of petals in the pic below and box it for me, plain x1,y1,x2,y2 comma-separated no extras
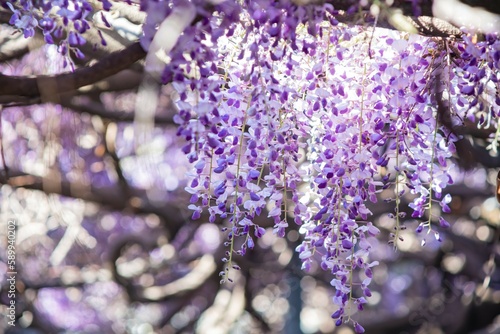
3,0,108,66
143,1,499,329
5,0,500,330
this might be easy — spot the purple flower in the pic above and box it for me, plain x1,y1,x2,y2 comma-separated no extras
439,217,450,228
157,3,472,331
354,323,365,333
461,85,475,95
342,239,353,249
247,237,255,249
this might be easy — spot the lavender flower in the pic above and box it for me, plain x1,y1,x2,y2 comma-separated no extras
7,0,499,331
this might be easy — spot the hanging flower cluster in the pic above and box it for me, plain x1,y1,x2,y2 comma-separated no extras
4,0,500,331
170,0,338,283
451,33,500,135
162,3,499,331
2,0,110,67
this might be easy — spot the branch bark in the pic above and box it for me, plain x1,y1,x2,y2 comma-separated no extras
0,42,146,99
58,97,175,124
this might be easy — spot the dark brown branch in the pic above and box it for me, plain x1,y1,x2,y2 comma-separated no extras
78,69,144,93
0,41,146,99
0,69,143,107
59,97,175,124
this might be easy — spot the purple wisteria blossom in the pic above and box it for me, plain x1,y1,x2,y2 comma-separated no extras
3,0,101,68
4,0,500,331
156,2,498,330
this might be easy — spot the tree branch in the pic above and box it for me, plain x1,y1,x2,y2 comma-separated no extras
58,97,175,124
0,42,146,99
